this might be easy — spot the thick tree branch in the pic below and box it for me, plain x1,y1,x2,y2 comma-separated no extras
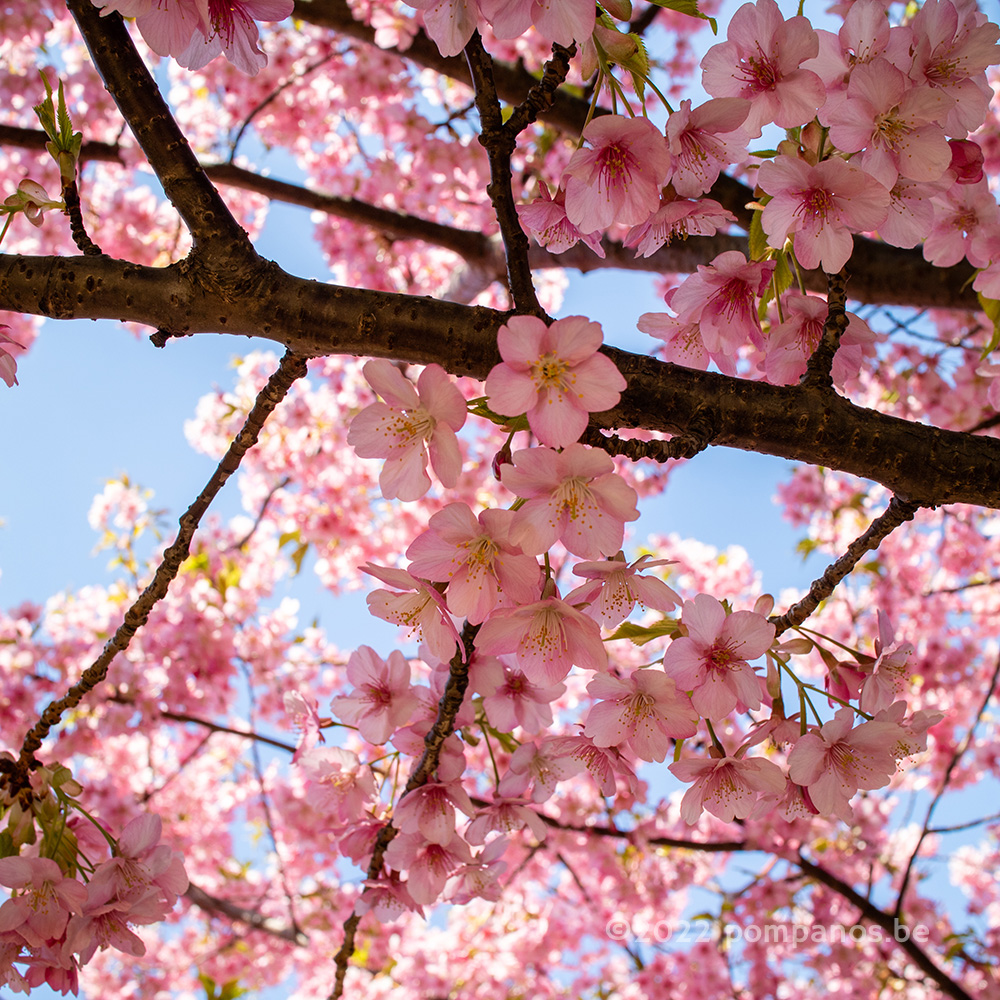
0,125,978,308
66,0,255,262
3,252,1000,507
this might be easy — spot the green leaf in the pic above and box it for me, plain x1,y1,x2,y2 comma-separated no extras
646,0,716,32
748,209,769,262
607,617,679,645
977,289,1000,357
290,541,309,576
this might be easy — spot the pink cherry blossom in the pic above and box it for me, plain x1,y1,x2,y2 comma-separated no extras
178,0,293,76
348,359,467,501
565,554,680,627
786,708,904,821
858,611,914,716
331,645,420,744
470,655,565,734
479,0,594,46
87,814,188,910
446,838,508,903
363,563,462,663
405,503,541,624
0,326,24,388
761,293,875,388
904,0,1000,136
669,251,774,356
405,0,480,57
394,781,476,844
584,668,699,762
664,98,751,198
670,752,787,825
296,745,377,823
0,857,86,948
383,830,474,905
475,590,608,685
623,198,735,259
822,59,952,189
283,688,326,761
517,182,605,258
497,740,585,803
563,116,671,232
757,155,890,273
500,444,639,560
662,593,774,720
701,0,826,137
357,874,423,922
485,315,627,449
541,734,640,798
465,800,547,845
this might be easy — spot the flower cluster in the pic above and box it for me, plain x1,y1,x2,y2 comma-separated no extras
0,765,188,994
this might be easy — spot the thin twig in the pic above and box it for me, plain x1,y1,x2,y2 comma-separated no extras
230,476,291,550
802,268,849,390
797,854,975,1000
894,652,1000,917
770,495,920,636
328,621,479,1000
464,31,543,316
4,351,308,793
185,882,309,945
579,422,714,463
61,178,103,256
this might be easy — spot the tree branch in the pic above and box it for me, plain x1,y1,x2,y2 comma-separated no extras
796,854,976,1000
465,32,542,314
185,882,309,946
4,350,308,792
3,253,1000,508
0,125,979,309
770,495,921,636
65,0,255,261
329,622,479,1000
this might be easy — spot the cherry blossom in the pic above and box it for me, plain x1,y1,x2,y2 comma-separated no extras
475,588,608,685
662,593,774,720
787,708,905,822
584,668,699,762
405,503,541,624
701,0,826,137
858,611,914,716
383,831,474,905
0,325,23,388
664,98,751,198
500,444,639,560
669,751,787,825
331,645,420,744
563,116,671,232
485,315,626,449
178,0,294,76
565,553,680,627
470,655,565,734
517,182,606,258
757,155,890,273
362,563,462,663
623,197,735,259
348,359,467,501
478,0,594,47
668,251,774,356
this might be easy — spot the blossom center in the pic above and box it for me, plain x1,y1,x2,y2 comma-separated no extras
553,477,594,520
531,352,570,391
208,0,254,45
